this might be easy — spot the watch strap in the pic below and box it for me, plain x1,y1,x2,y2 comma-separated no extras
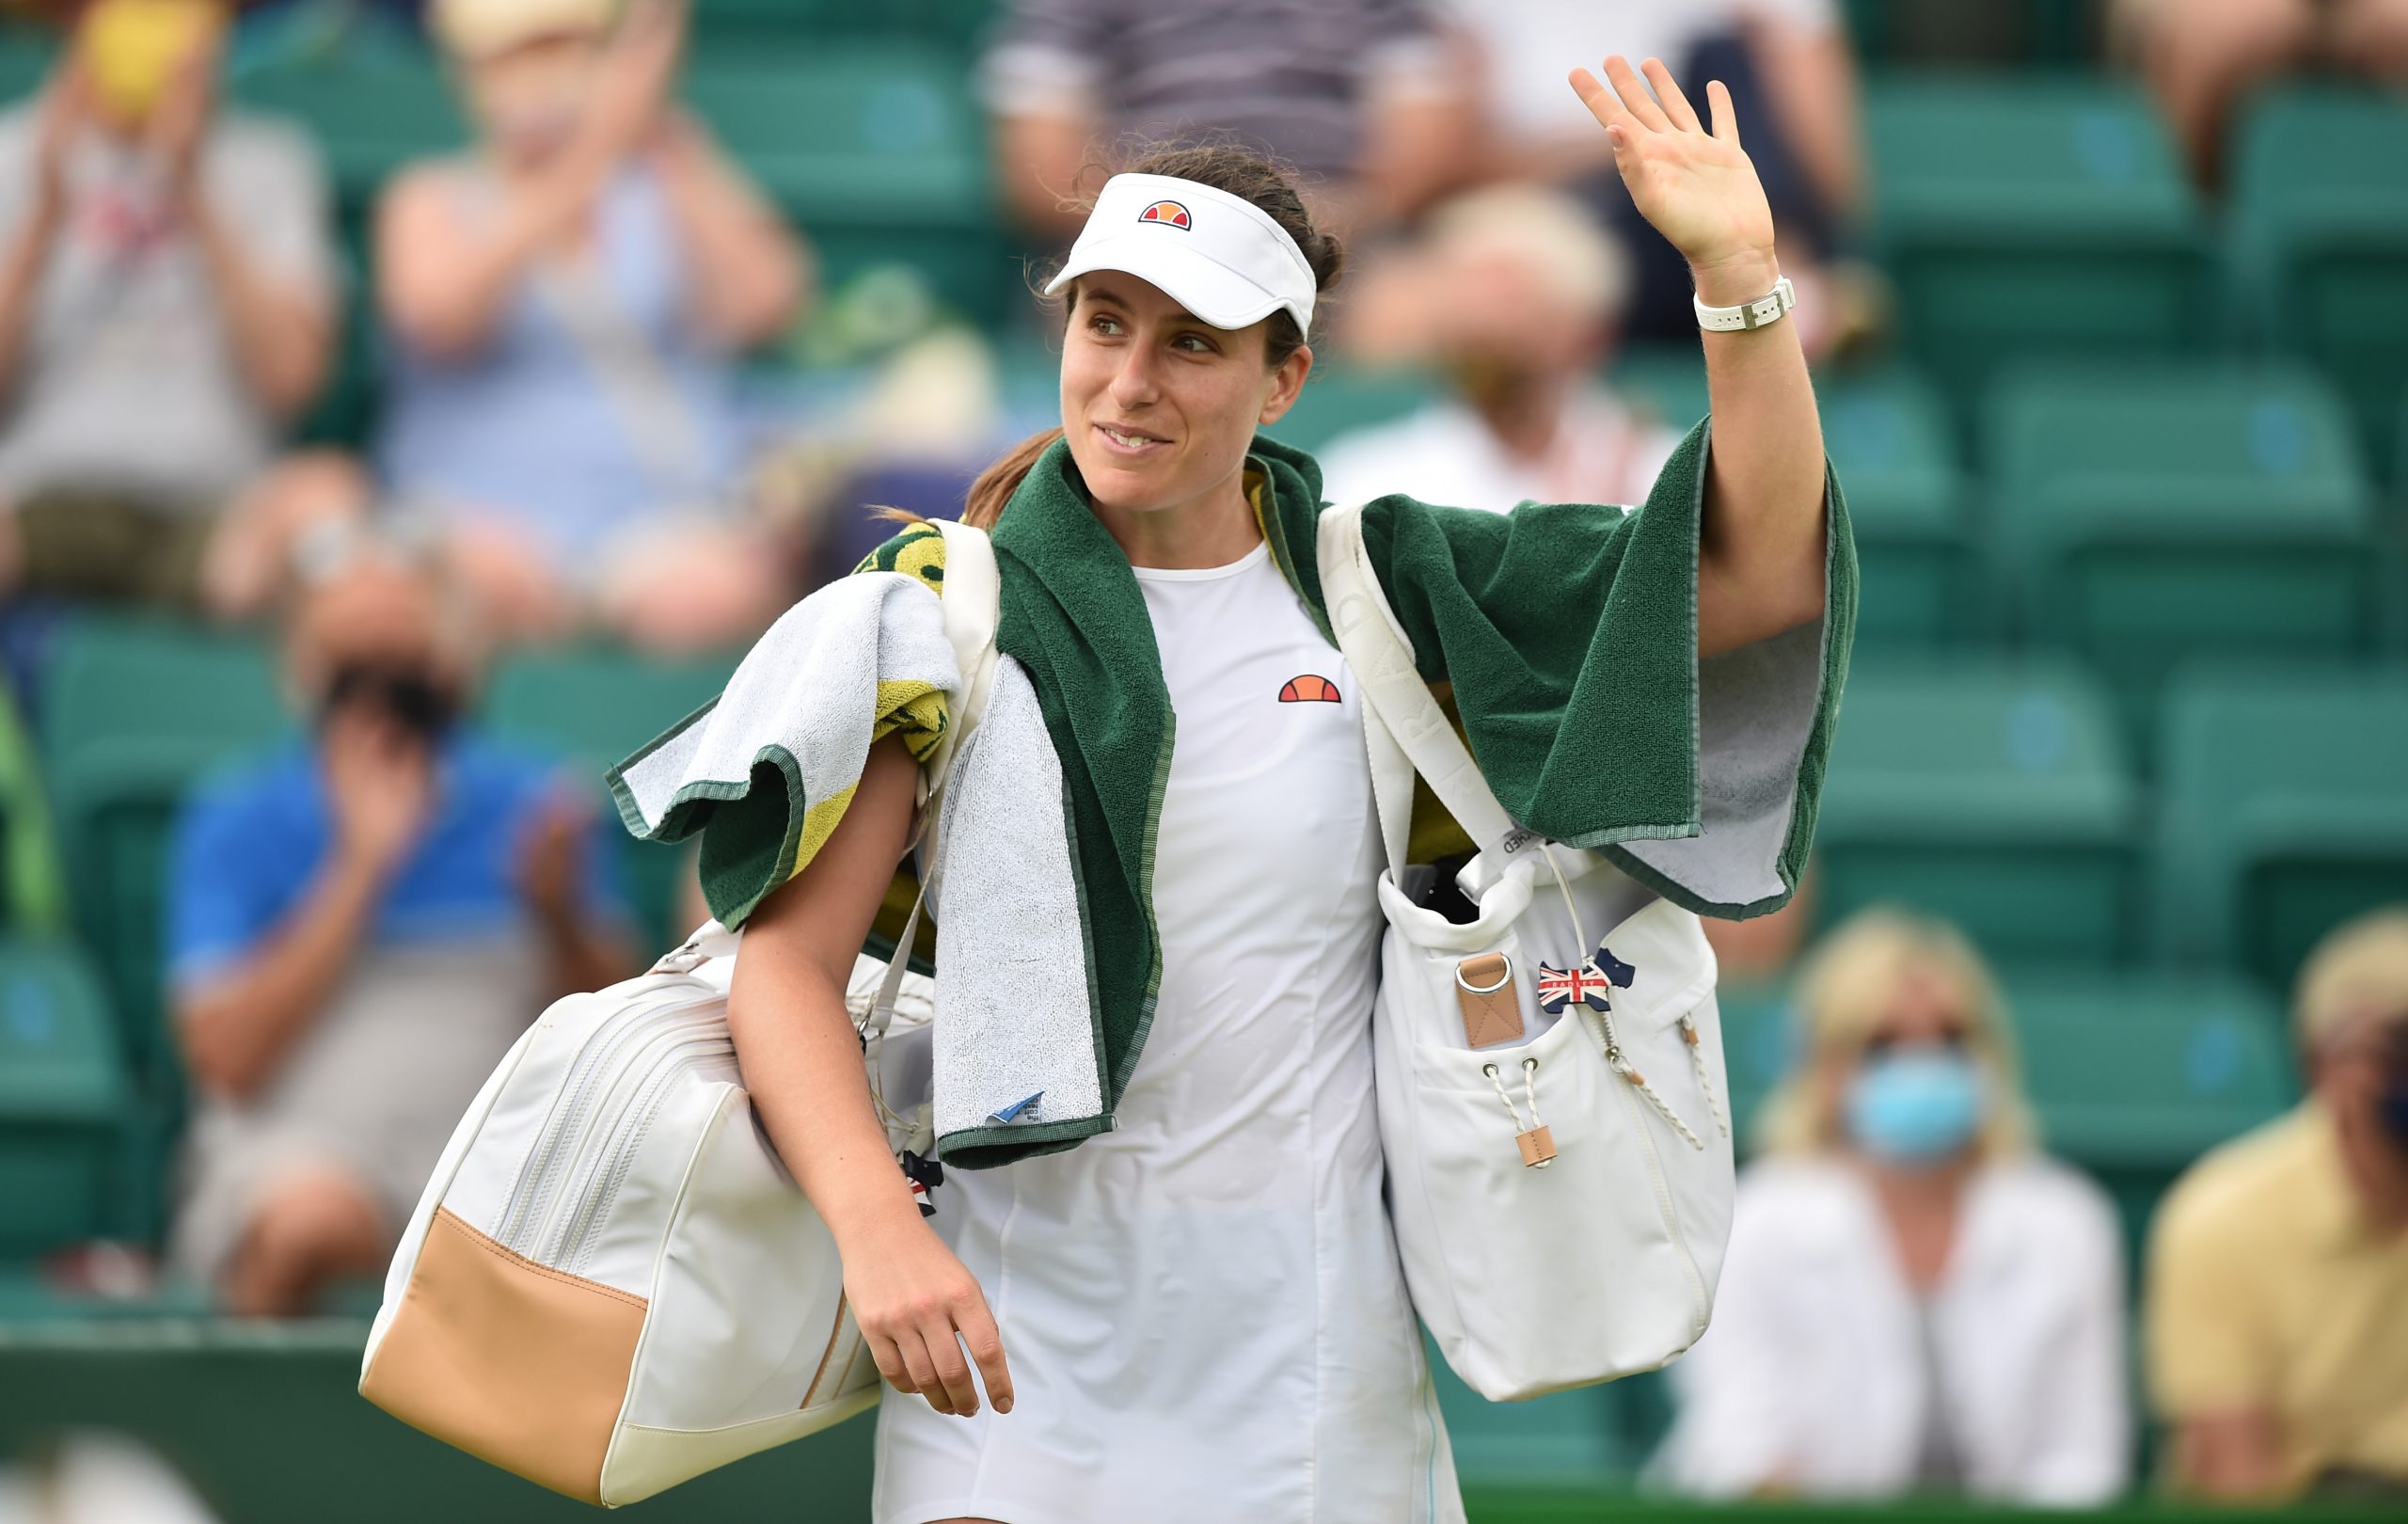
1693,275,1796,333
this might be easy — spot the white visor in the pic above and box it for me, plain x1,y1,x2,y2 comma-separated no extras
1044,173,1317,334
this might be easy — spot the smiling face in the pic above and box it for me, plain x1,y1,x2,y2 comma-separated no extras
1059,275,1311,519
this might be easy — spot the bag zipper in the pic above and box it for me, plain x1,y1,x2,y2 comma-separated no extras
531,1014,727,1246
1582,1003,1711,1340
492,990,719,1251
516,1017,726,1260
550,1039,732,1273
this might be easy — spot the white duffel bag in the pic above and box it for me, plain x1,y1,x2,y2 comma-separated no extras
1318,502,1738,1403
357,519,999,1505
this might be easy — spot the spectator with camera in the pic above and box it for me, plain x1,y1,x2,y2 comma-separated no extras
164,527,634,1317
2147,907,2408,1501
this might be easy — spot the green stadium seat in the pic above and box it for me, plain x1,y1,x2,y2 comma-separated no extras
684,44,1013,323
689,0,994,48
1864,74,2210,417
480,644,740,944
232,53,468,219
1259,368,1438,456
1609,351,1984,646
2155,666,2408,993
1987,360,2380,751
1608,345,1709,432
1430,1339,1630,1490
1711,977,1799,1151
2230,86,2408,484
0,935,132,1257
1818,364,1985,645
2011,971,2295,1269
1814,658,2143,967
41,618,285,1085
0,23,56,99
1843,0,2097,65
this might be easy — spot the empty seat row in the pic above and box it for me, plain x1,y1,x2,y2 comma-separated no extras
1815,658,2408,983
1866,75,2408,475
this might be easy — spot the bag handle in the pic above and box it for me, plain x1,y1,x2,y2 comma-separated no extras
1315,502,1534,873
657,517,1003,1000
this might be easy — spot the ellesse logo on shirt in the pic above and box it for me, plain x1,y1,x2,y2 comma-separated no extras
1278,675,1340,704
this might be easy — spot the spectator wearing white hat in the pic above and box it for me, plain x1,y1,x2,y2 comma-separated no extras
375,0,807,652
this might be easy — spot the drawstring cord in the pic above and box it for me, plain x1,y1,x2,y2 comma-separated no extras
1482,1055,1552,1168
1529,840,1718,1151
1681,1015,1732,1141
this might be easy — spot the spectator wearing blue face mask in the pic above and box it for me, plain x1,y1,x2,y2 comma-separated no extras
1651,907,2129,1503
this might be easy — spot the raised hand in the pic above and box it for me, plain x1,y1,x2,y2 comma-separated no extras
583,0,689,163
515,788,591,929
324,707,434,877
1568,56,1778,301
33,53,88,223
147,28,221,206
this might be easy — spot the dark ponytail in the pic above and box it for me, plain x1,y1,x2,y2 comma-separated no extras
968,142,1344,527
962,426,1065,530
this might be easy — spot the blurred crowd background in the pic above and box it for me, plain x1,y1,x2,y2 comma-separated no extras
0,0,2403,1520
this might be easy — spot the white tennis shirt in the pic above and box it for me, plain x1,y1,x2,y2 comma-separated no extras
875,538,1464,1523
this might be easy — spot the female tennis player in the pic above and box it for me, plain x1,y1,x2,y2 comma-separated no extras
706,53,1853,1524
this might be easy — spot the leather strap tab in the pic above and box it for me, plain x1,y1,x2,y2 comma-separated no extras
1454,951,1524,1049
1515,1125,1558,1167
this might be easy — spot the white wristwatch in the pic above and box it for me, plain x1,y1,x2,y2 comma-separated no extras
1693,276,1796,333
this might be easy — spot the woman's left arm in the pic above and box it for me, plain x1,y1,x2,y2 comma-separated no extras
1572,56,1829,659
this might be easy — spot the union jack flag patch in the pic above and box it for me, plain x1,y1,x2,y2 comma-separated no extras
1536,960,1614,1014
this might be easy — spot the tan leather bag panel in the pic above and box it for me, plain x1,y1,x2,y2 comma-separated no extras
360,1207,646,1504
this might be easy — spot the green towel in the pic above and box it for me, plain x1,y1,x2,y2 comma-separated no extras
976,414,1854,1122
628,411,1856,1166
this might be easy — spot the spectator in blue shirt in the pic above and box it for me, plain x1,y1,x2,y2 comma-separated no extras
166,526,634,1316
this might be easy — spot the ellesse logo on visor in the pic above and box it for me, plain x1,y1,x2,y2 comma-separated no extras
1137,199,1193,230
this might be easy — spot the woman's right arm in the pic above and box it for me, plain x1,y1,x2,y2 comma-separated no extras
725,733,1014,1420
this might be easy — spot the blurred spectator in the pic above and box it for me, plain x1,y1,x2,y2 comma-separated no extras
375,0,806,653
1319,183,1680,512
980,0,1475,245
0,0,363,619
2113,0,2408,192
165,526,634,1317
1653,908,2128,1502
1436,0,1867,351
2145,907,2408,1502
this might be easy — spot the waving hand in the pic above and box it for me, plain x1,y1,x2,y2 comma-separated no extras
1569,56,1777,295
